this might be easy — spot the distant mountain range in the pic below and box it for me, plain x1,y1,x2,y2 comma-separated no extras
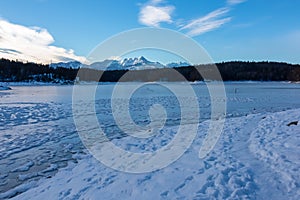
49,56,190,71
1,58,299,83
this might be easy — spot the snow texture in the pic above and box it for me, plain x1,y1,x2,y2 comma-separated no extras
0,82,300,199
8,109,300,200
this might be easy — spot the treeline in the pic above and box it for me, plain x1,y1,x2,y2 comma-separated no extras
0,58,77,83
216,61,300,81
0,58,300,83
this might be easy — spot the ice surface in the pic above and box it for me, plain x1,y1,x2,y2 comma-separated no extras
0,82,300,199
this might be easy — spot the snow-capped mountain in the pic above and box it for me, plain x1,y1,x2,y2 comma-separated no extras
50,61,82,69
166,61,190,68
50,57,190,71
121,56,148,67
120,56,165,70
88,60,119,71
88,56,166,71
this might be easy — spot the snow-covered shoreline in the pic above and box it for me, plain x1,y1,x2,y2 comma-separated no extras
5,108,299,200
0,81,296,87
0,82,70,86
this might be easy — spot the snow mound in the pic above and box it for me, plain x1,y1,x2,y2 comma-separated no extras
0,85,12,90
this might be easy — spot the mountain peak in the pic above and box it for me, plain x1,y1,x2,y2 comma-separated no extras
121,56,152,67
138,56,147,61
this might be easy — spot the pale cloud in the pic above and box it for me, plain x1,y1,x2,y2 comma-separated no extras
0,19,86,64
227,0,247,5
138,0,175,27
137,0,246,37
179,8,231,36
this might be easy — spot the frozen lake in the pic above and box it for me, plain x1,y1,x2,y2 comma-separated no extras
0,82,300,198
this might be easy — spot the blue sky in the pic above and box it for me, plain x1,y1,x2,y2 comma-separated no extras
0,0,299,64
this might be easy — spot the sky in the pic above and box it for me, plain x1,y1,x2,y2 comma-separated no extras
0,0,299,64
